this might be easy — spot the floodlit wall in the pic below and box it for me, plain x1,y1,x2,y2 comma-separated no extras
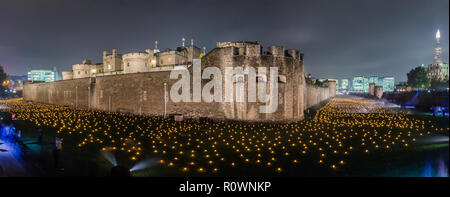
304,80,336,109
23,42,337,122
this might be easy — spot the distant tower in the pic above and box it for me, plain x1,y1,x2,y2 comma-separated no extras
434,29,442,64
191,39,194,46
182,37,186,47
154,40,160,53
202,46,206,54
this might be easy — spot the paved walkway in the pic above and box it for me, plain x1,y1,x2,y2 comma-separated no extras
0,139,29,176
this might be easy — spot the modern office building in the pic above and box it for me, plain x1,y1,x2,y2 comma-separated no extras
352,76,367,92
350,76,394,93
27,69,60,82
340,79,349,91
381,77,395,92
368,76,380,85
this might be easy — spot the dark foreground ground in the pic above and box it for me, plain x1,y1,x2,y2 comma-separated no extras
0,96,448,177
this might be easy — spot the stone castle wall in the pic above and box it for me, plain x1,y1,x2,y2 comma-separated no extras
23,42,336,122
304,80,336,109
200,45,304,121
23,71,226,119
23,69,335,122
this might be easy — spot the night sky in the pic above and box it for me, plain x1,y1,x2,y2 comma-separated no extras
0,0,448,81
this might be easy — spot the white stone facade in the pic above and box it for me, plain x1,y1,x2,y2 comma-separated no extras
122,52,154,74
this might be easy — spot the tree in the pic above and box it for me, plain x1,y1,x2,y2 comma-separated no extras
407,66,430,89
0,66,6,82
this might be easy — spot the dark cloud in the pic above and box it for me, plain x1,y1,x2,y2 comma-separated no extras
0,0,448,81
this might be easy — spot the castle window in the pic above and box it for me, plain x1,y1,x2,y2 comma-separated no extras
127,63,130,67
256,75,266,83
108,64,112,70
233,48,239,56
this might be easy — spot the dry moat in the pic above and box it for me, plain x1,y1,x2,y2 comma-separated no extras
0,95,448,177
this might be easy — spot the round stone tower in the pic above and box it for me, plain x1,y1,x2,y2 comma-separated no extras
375,86,383,99
285,49,300,60
122,52,152,74
369,83,375,96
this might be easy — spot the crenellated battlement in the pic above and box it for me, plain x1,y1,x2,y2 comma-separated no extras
73,63,92,70
103,49,122,58
266,46,285,57
25,39,338,122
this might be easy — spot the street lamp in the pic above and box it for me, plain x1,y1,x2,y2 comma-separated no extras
75,86,78,107
164,82,167,118
88,86,91,109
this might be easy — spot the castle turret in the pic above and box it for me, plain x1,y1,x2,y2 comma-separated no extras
123,52,152,73
183,45,201,63
103,50,109,58
285,49,300,60
103,48,123,72
73,63,92,79
267,46,285,57
72,60,102,79
375,86,383,99
369,83,375,96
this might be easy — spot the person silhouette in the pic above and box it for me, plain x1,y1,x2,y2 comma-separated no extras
53,137,64,170
37,129,43,144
